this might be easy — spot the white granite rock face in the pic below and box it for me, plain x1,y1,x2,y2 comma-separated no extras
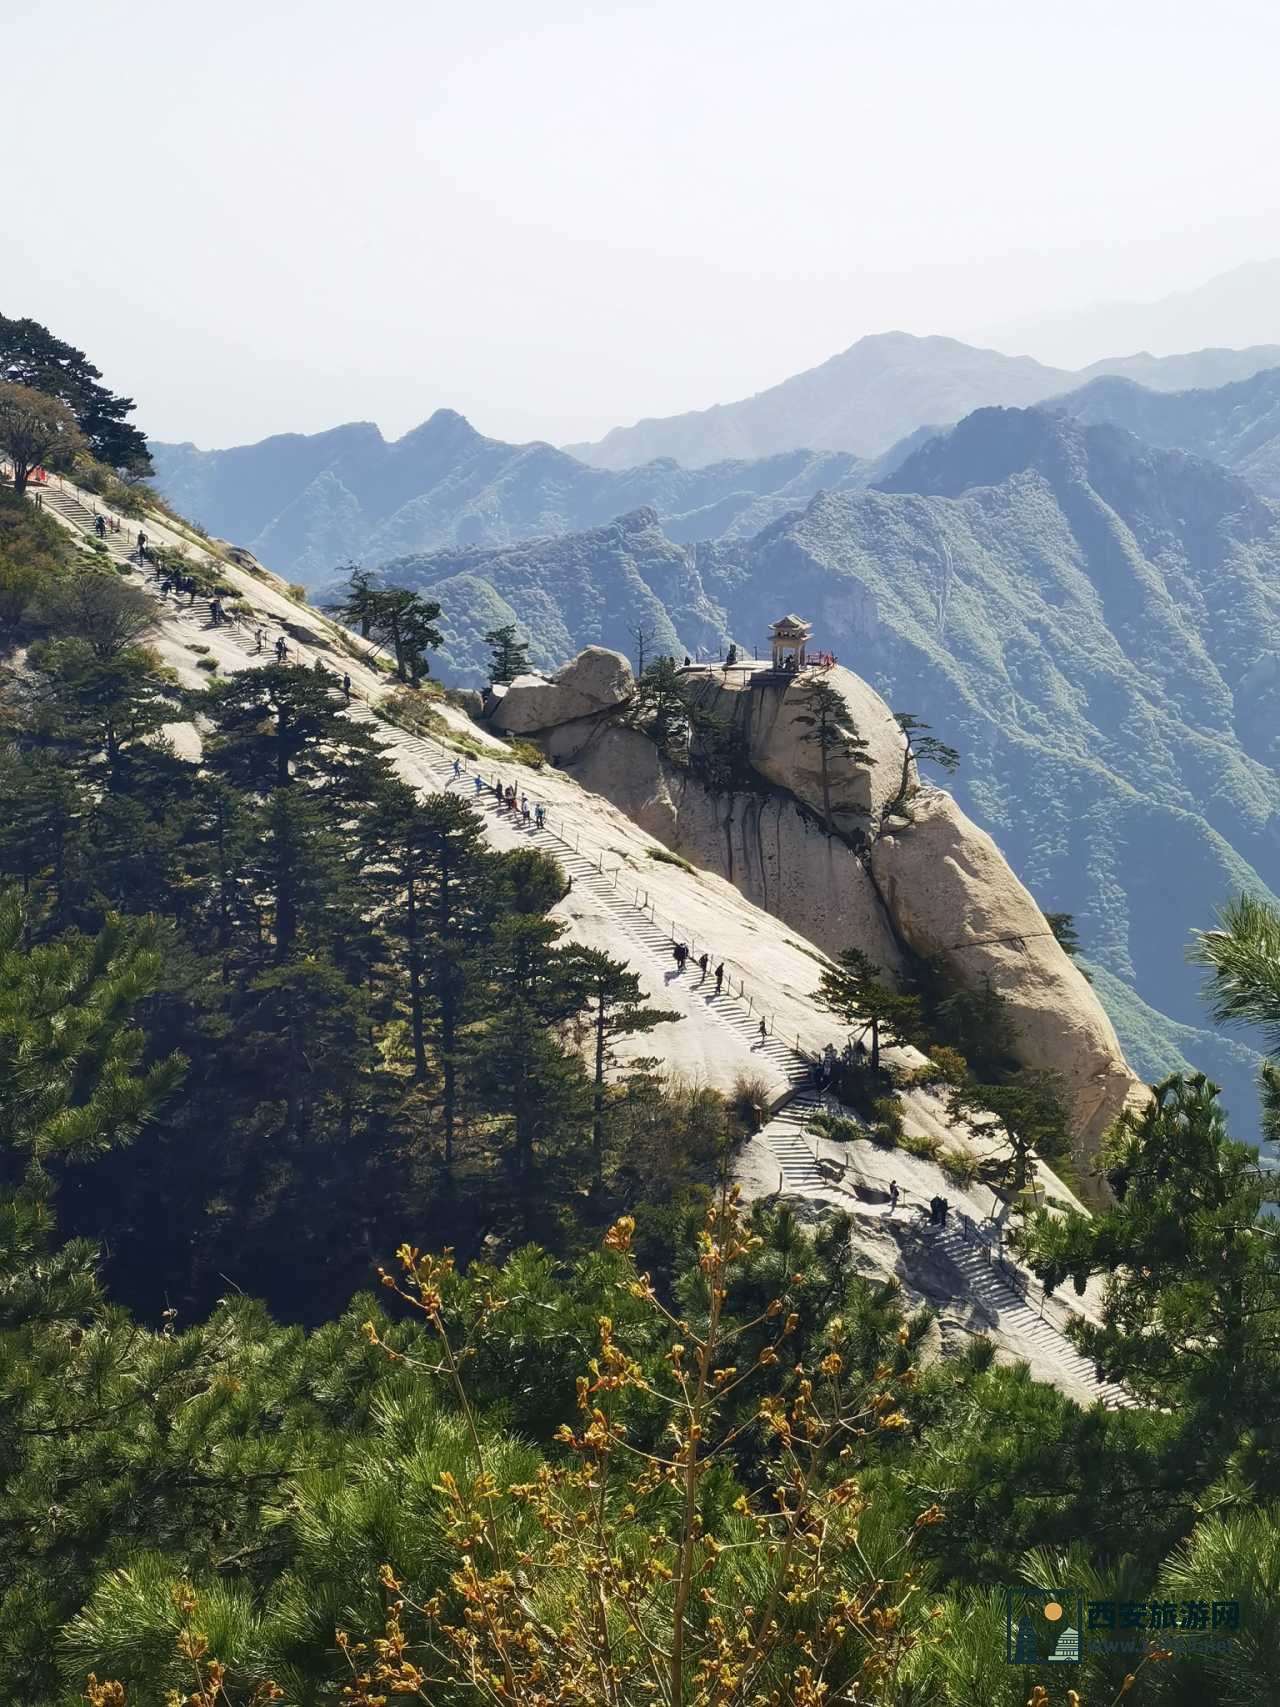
491,646,635,733
870,789,1144,1157
532,661,1142,1163
544,719,906,977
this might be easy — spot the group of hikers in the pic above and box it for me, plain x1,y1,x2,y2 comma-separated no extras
468,768,548,831
879,1181,948,1223
144,530,357,698
93,513,122,537
670,942,728,997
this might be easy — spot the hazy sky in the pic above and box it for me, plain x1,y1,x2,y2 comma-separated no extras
8,0,1279,448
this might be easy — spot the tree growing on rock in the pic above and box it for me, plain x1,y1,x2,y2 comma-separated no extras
0,382,86,495
371,587,443,686
631,655,691,759
945,1066,1068,1194
882,711,959,823
484,621,532,685
324,564,378,637
816,945,921,1073
790,676,873,832
326,573,442,684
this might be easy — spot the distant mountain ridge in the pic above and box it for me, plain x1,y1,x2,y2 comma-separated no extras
564,331,1280,470
972,259,1280,370
150,412,880,585
377,408,1280,1138
1052,364,1280,500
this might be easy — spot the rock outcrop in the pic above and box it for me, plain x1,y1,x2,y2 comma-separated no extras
519,654,1143,1163
490,646,635,734
545,718,906,976
870,790,1145,1160
679,665,909,828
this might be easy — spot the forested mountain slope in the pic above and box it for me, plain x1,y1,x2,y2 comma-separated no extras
1055,364,1280,499
380,409,1280,1129
150,410,870,583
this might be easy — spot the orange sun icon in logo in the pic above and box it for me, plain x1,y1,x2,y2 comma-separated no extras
1043,1601,1064,1622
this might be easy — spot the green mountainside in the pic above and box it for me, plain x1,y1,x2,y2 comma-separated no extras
381,409,1280,1131
150,409,872,582
1055,365,1280,499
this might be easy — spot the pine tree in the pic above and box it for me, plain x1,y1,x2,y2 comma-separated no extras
562,946,680,1187
363,785,496,1166
358,586,443,685
205,662,391,796
324,563,379,637
485,621,533,685
790,676,873,831
0,888,184,1162
946,1067,1068,1192
815,946,921,1073
631,656,690,758
882,712,960,822
1026,1072,1280,1421
477,914,589,1173
0,312,152,474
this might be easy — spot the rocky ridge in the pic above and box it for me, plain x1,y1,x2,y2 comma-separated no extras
30,475,1141,1403
492,647,1143,1163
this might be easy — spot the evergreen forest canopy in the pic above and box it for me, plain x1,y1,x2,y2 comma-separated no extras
4,322,1280,1706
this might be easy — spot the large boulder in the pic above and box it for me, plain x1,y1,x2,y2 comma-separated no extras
490,646,634,734
870,789,1145,1162
680,664,908,830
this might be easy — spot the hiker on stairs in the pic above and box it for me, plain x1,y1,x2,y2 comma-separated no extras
714,962,724,995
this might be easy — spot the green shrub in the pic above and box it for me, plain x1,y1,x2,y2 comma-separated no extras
195,657,218,673
185,643,211,656
870,1096,904,1143
287,583,308,603
648,847,694,873
900,1131,941,1161
909,1044,970,1088
939,1145,980,1186
810,1112,864,1146
507,738,546,770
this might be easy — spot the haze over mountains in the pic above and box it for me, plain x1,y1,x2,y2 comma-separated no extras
151,413,884,585
973,258,1280,371
565,332,1280,471
151,332,1280,585
1054,365,1280,500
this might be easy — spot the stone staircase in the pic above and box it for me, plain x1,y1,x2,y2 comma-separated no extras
932,1222,1136,1409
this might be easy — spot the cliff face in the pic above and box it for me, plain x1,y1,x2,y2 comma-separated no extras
499,648,1143,1160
